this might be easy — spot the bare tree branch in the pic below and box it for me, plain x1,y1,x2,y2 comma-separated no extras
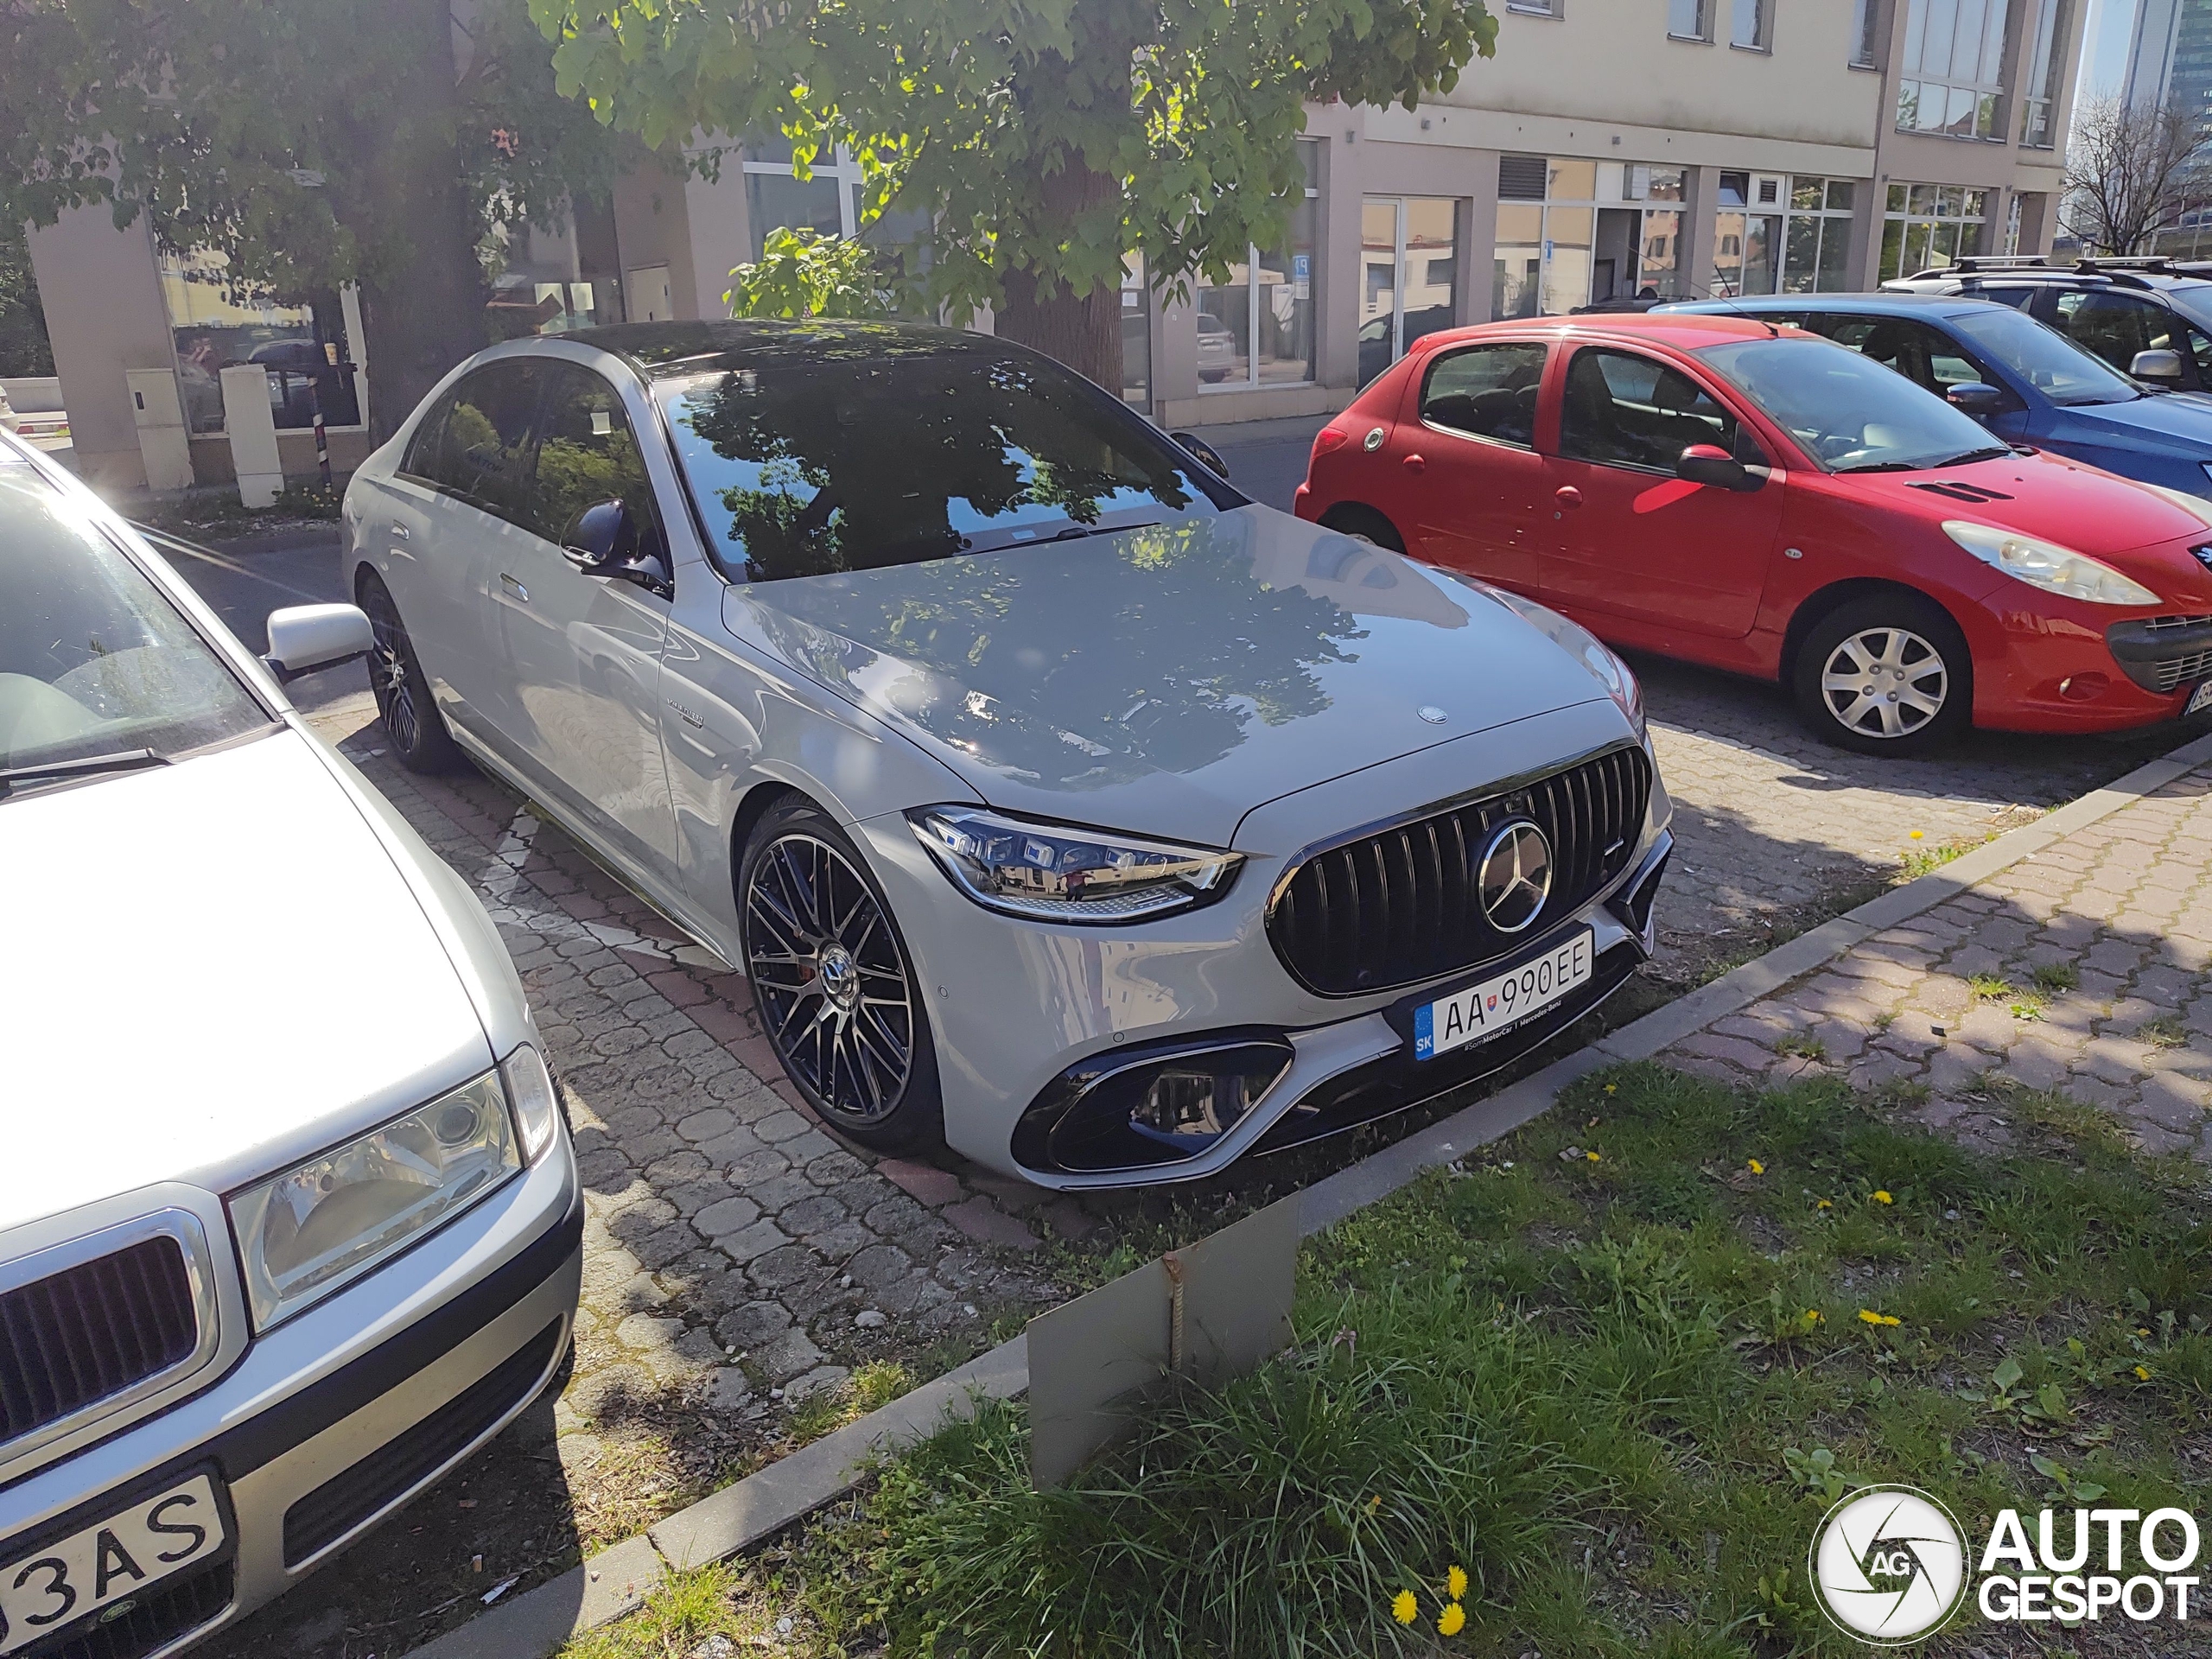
2063,92,2211,254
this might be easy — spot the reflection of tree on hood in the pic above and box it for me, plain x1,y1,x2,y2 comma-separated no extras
669,328,1195,582
750,521,1366,787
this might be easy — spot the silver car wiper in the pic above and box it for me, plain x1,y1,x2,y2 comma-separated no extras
0,747,169,800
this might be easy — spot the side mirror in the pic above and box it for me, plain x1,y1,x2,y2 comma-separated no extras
563,499,671,596
1676,443,1758,493
1945,380,2005,416
2131,348,2184,386
1170,430,1231,480
264,603,373,684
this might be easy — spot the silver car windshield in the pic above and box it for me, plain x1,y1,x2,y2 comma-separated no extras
0,461,268,776
1697,336,2008,474
1948,305,2140,407
658,337,1227,582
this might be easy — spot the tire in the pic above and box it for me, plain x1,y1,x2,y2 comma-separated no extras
738,800,944,1153
358,571,463,773
1793,593,1973,756
1319,503,1408,554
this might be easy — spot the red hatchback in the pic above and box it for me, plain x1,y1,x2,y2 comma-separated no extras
1295,314,2212,753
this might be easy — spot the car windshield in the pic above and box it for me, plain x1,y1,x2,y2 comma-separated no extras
0,460,268,778
2156,280,2212,339
658,331,1229,582
1948,304,2140,406
1696,336,2008,474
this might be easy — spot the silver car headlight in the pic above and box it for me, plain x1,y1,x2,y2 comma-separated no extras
1478,583,1645,737
1942,520,2161,606
228,1070,521,1330
907,805,1242,923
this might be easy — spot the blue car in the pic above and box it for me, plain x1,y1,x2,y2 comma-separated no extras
1660,292,2212,495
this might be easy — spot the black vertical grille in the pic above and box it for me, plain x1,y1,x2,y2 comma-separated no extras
37,1561,233,1659
1268,746,1652,996
0,1238,200,1449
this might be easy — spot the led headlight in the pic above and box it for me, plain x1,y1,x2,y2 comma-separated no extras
228,1071,521,1330
907,805,1242,923
1942,520,2161,606
1478,583,1646,736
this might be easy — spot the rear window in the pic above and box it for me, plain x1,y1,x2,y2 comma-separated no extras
657,336,1230,582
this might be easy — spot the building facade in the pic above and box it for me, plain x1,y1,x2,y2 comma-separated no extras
24,0,2091,490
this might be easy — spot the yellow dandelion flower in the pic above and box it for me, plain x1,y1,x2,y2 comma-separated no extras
1747,1158,1765,1175
1816,1198,1834,1211
1858,1309,1900,1327
1439,1602,1466,1636
1586,1150,1602,1163
1807,1309,1824,1324
1604,1083,1618,1096
1910,830,1925,841
1367,1493,1382,1515
1392,1590,1419,1626
2136,1364,2152,1381
1446,1566,1468,1601
2138,1326,2152,1337
1873,1190,1894,1205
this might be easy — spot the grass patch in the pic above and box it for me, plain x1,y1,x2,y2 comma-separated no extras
1773,1032,1827,1063
1898,834,1992,880
2141,1013,2188,1049
1966,973,2014,1002
2030,961,2080,995
682,1065,2212,1659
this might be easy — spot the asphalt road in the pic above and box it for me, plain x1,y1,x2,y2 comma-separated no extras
137,522,361,714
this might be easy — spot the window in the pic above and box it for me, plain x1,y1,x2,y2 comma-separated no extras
1851,0,1885,64
1816,316,1999,397
527,365,667,560
1879,183,1989,280
2020,0,2071,147
1363,197,1463,385
1698,336,1999,471
2048,290,2197,377
1949,303,2142,404
1713,173,1783,296
1196,141,1319,391
405,362,544,526
1895,0,2013,139
657,340,1228,582
1121,254,1152,407
1421,342,1549,447
1669,0,1713,40
1783,178,1858,292
1497,158,1687,316
1560,347,1738,472
157,249,360,437
1508,0,1560,11
738,137,859,261
1732,0,1770,48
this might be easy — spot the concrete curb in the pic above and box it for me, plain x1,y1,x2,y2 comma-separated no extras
403,725,2212,1657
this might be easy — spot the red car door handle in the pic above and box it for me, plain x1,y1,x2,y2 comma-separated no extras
1402,453,1427,474
1554,486,1583,510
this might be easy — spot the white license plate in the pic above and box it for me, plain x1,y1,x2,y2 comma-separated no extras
2189,679,2212,717
0,1474,226,1656
1414,930,1594,1061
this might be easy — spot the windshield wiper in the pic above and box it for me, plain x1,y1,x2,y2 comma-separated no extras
1834,461,1921,474
1044,519,1160,543
0,748,169,799
1932,445,2014,467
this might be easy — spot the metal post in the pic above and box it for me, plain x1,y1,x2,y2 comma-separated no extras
310,379,330,490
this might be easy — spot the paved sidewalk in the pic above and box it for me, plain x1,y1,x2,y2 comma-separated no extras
1658,757,2212,1160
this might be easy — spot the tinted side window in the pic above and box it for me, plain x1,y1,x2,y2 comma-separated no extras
1558,348,1737,472
1420,342,1548,448
527,365,667,556
2050,290,2172,373
428,362,543,524
399,397,451,484
1976,286,2038,311
1819,317,1991,394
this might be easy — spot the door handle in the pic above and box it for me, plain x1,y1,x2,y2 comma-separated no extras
1402,453,1427,474
388,524,410,540
499,572,530,602
1554,486,1584,511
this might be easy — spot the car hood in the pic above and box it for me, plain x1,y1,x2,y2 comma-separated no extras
0,728,493,1234
724,505,1616,846
1849,448,2212,561
2054,389,2212,458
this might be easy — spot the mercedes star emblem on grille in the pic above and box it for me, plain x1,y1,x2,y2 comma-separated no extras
1477,820,1554,934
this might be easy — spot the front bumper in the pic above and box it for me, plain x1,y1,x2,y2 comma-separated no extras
0,1137,581,1659
1967,598,2209,732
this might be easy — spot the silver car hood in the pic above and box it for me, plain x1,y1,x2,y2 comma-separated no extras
0,728,493,1233
727,505,1610,846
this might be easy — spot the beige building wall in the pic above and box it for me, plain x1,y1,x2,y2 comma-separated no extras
24,206,182,491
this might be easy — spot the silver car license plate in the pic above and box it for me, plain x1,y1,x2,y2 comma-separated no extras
0,1473,226,1656
1414,929,1594,1061
2188,679,2212,717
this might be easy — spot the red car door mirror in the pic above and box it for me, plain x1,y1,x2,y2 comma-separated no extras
1675,443,1759,493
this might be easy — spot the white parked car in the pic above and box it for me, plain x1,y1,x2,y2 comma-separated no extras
0,431,580,1656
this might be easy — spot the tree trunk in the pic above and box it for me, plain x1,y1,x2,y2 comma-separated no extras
346,0,492,442
999,249,1122,394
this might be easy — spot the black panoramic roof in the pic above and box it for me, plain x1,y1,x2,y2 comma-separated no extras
565,318,1000,378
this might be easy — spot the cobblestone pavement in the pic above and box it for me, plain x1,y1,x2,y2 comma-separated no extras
1659,760,2212,1161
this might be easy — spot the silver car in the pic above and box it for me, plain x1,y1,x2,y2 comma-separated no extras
0,432,579,1656
346,321,1672,1189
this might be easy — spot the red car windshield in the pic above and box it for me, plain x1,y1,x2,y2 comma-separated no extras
1696,336,2009,474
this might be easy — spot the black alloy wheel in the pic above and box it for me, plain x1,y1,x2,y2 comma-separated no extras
359,573,461,772
740,802,942,1149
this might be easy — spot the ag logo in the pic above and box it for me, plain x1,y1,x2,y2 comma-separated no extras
1808,1485,1970,1643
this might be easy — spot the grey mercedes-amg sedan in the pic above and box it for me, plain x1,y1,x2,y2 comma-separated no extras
344,320,1672,1188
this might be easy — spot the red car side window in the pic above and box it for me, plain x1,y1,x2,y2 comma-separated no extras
1420,342,1548,448
1558,348,1738,473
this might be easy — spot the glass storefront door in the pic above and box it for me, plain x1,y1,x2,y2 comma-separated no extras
1359,197,1463,385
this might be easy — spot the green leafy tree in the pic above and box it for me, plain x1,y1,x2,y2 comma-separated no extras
728,226,899,321
533,0,1496,386
0,0,631,438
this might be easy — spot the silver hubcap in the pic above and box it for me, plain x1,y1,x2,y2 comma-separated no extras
744,834,915,1124
1820,626,1948,741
